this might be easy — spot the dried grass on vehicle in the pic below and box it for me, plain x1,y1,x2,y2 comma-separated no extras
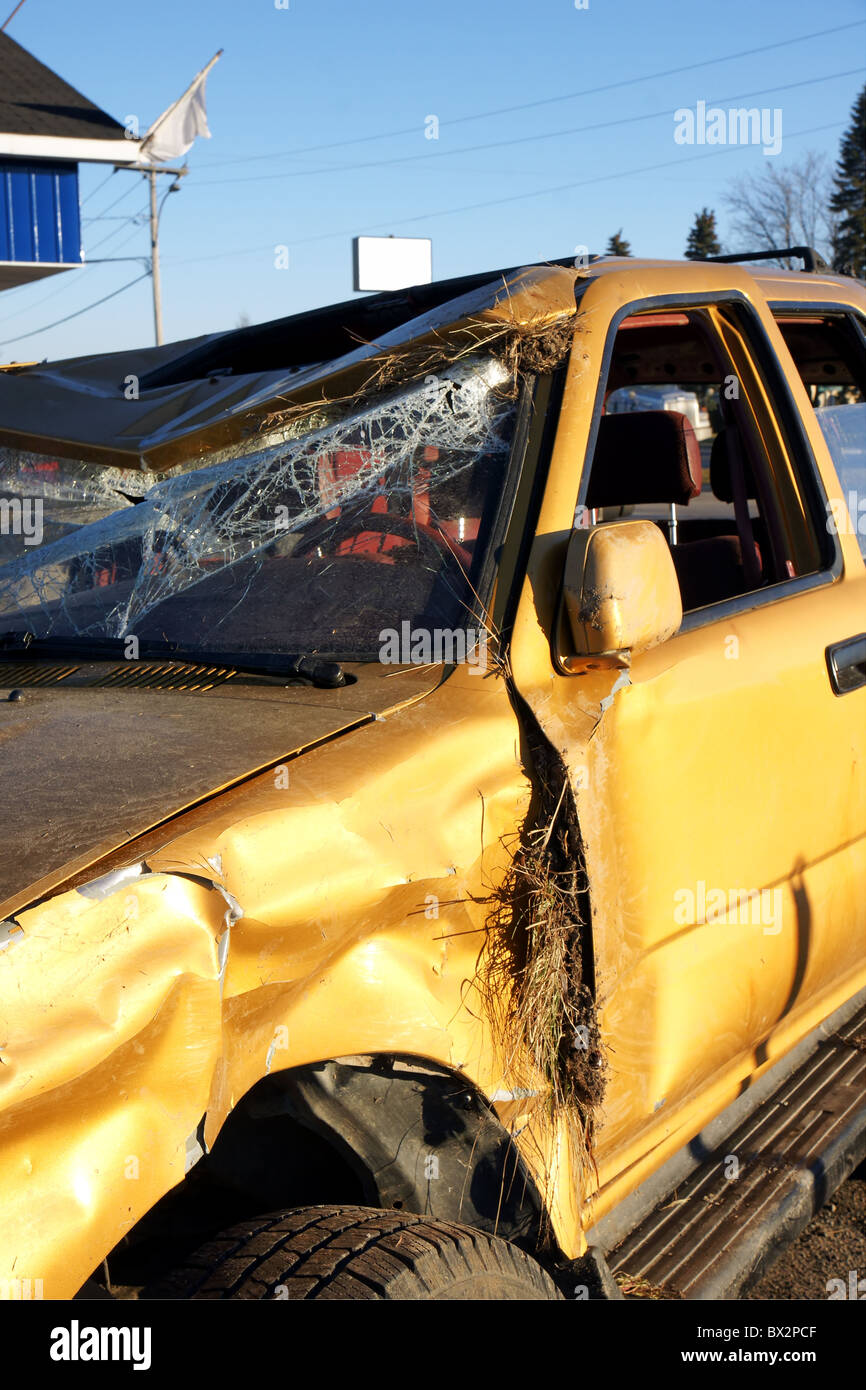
354,306,577,403
259,295,578,441
476,698,607,1219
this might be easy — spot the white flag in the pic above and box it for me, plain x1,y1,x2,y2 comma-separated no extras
141,51,222,163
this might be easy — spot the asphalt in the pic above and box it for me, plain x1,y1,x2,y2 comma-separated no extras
746,1162,866,1300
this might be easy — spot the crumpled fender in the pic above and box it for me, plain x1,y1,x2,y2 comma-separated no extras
0,873,223,1299
0,669,544,1298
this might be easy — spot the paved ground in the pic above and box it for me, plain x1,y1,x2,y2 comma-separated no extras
746,1162,866,1300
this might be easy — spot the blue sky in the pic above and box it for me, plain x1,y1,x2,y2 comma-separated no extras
1,0,863,362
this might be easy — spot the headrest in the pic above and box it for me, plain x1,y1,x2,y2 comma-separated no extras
710,428,756,502
586,410,702,509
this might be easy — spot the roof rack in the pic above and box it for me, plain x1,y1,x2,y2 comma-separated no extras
702,246,828,273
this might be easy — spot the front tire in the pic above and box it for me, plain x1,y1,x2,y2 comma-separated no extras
144,1205,562,1301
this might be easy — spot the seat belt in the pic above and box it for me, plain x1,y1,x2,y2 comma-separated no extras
727,429,761,590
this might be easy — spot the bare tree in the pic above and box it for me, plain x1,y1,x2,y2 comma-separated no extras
723,152,837,268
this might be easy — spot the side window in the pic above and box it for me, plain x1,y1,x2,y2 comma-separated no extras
581,303,828,614
774,312,866,559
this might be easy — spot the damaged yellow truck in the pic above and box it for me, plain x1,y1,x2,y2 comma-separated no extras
0,252,864,1301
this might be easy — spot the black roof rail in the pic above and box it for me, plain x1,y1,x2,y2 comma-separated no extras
702,246,828,273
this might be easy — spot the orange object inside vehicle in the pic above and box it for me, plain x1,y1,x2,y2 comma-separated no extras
317,446,475,568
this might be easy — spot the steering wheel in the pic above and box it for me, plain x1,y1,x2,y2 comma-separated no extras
294,508,468,567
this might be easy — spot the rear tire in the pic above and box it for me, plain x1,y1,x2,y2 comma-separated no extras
144,1204,562,1301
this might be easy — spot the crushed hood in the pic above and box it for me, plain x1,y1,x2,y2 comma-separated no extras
0,662,438,916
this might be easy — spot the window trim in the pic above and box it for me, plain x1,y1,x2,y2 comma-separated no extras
768,299,866,567
493,367,566,642
768,300,866,391
575,289,843,638
474,370,543,630
769,299,866,336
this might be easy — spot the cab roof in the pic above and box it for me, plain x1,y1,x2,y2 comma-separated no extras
0,255,861,470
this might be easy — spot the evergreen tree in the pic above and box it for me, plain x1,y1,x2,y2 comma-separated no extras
685,207,721,260
605,229,632,257
830,87,865,278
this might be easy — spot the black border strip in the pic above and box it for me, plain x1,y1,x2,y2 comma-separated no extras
493,368,566,644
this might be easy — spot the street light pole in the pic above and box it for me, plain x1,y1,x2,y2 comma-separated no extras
128,163,185,346
148,169,163,345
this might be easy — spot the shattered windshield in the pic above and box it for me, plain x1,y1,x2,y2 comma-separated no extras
0,356,517,660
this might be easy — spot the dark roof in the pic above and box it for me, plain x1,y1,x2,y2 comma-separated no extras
0,31,125,141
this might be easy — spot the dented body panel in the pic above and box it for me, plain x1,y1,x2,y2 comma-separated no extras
1,666,538,1295
0,257,864,1298
508,262,866,1230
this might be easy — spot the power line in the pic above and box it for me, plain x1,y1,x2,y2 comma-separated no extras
199,20,866,172
166,119,846,268
311,119,844,240
0,268,87,326
87,178,142,222
0,226,152,334
81,213,140,224
86,208,148,254
0,0,29,32
0,273,151,349
0,188,144,311
192,67,862,187
80,169,118,207
101,221,148,258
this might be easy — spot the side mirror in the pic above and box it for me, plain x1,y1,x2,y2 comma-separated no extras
562,519,682,660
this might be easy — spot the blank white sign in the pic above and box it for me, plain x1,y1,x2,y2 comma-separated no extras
353,236,433,292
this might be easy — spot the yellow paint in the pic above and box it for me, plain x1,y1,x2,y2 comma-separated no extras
1,258,864,1297
563,519,683,656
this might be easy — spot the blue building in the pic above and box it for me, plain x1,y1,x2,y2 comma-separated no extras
0,32,142,292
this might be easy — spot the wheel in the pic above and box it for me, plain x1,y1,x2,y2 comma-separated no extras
143,1205,563,1301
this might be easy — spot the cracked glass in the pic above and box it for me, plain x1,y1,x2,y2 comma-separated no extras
0,355,517,659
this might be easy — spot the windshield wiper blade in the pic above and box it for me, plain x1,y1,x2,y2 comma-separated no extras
193,650,346,687
0,632,346,688
0,631,128,660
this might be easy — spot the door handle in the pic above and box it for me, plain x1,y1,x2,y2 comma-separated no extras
826,634,866,695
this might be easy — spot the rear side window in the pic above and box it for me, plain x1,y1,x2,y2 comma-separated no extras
775,312,866,558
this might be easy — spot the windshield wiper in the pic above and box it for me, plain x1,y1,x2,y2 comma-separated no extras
0,632,346,688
